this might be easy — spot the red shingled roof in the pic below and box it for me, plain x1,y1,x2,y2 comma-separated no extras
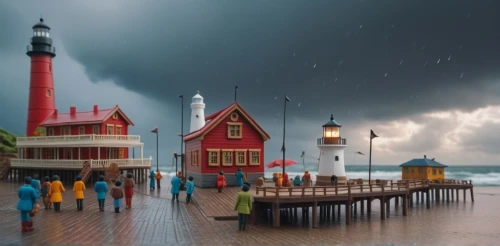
40,105,134,126
183,102,270,141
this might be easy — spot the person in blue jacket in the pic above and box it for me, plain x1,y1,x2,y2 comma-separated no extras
170,174,181,203
31,173,41,203
185,176,195,204
293,175,301,186
149,170,155,191
235,168,244,187
94,175,109,212
17,176,37,232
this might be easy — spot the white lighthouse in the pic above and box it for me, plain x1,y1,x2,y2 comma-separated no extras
190,91,206,133
316,114,347,185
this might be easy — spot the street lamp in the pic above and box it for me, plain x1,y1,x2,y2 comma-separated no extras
179,94,184,180
151,126,159,171
282,95,291,175
173,152,178,173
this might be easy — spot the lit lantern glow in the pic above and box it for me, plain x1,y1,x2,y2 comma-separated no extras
322,114,342,138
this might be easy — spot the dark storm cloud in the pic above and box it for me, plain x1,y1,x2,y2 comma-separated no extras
55,0,500,122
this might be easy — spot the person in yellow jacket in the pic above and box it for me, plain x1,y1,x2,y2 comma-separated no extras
234,185,253,231
277,173,283,187
155,170,162,189
48,175,65,212
73,175,86,211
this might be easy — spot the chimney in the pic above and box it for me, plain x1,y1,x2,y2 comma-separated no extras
93,105,98,114
70,106,76,116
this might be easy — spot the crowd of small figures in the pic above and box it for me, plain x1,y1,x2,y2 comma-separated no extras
255,170,313,188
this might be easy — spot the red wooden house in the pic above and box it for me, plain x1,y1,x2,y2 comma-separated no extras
183,101,270,188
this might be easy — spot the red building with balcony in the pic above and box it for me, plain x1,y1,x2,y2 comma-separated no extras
183,92,270,188
7,18,151,184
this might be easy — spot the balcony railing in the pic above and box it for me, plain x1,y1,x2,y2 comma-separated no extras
27,45,56,54
317,137,347,145
10,158,152,169
16,134,142,147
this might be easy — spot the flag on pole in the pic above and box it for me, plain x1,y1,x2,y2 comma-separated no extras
355,151,365,155
235,86,238,90
151,127,158,134
285,95,291,102
178,95,183,98
370,129,378,139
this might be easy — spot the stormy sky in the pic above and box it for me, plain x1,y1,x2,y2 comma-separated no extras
1,0,499,166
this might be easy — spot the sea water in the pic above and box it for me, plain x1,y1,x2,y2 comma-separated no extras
158,164,500,186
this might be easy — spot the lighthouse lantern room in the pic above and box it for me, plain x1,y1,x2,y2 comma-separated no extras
316,114,347,186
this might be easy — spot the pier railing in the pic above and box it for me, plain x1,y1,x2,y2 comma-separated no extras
317,137,347,145
255,179,473,198
10,157,152,169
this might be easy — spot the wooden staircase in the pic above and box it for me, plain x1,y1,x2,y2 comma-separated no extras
0,155,12,180
80,161,92,184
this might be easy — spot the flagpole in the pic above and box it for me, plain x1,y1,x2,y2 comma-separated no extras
235,86,238,102
179,95,184,180
369,131,373,184
156,128,159,171
282,95,288,175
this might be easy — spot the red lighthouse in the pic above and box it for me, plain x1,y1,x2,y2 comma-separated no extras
26,18,56,136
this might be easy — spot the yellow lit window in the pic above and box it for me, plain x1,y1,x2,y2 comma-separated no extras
222,150,233,166
227,122,242,139
249,149,260,166
207,149,220,166
235,150,246,166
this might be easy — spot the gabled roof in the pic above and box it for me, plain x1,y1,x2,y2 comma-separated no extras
184,102,270,141
399,158,448,168
40,105,134,126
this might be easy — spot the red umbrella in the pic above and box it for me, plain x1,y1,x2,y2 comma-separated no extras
267,159,298,169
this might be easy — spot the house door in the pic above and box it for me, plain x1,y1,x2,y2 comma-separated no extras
118,148,124,159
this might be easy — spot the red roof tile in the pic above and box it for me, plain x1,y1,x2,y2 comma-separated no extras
40,105,134,126
183,102,270,141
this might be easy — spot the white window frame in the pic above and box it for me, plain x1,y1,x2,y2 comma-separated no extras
207,149,220,166
249,149,261,166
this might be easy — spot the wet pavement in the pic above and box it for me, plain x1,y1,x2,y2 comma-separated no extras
1,177,499,245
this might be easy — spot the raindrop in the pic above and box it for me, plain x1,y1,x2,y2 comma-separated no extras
322,82,326,86
421,45,425,51
356,84,360,90
384,72,388,77
466,13,470,18
359,24,363,28
424,61,428,66
399,60,404,65
338,60,344,66
334,78,338,82
298,103,301,107
293,53,296,56
205,61,209,65
313,64,317,68
437,59,440,64
448,54,451,60
460,73,464,79
391,24,394,28
274,96,278,100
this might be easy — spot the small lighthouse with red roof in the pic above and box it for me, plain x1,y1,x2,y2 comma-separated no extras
26,17,56,137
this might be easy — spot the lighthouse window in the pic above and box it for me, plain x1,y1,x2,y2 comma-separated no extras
46,89,51,97
335,156,339,161
227,122,242,139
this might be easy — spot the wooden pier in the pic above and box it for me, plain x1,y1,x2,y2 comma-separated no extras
249,179,474,228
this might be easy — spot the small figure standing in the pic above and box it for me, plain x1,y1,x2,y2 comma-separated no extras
73,175,86,211
110,180,124,213
216,171,226,193
293,175,301,186
283,172,289,187
94,175,109,212
235,168,244,187
302,170,311,187
171,173,181,202
272,172,278,183
149,170,155,191
48,175,65,212
256,177,264,187
17,176,36,232
124,173,135,209
234,185,253,231
31,173,41,204
155,170,162,189
41,176,52,210
277,173,283,187
185,176,195,204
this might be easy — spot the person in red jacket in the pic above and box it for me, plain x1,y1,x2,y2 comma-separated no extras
283,172,289,187
216,171,226,193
